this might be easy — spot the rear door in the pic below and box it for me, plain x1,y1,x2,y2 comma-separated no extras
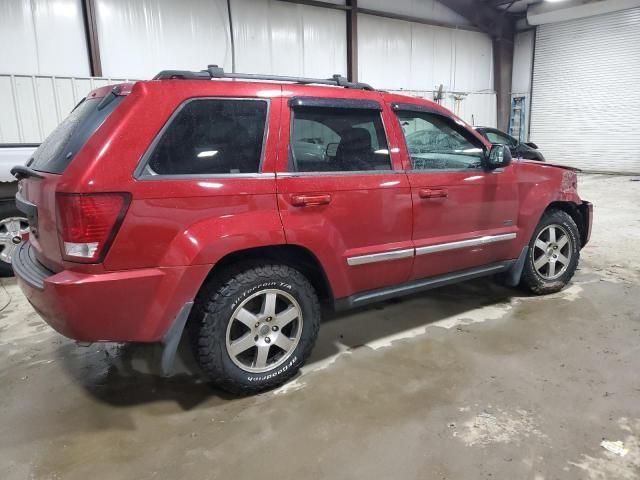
275,88,413,299
390,102,520,281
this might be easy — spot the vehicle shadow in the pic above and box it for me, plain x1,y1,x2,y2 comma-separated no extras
55,278,533,410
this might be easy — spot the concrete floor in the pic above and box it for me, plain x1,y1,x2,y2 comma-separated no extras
1,174,639,480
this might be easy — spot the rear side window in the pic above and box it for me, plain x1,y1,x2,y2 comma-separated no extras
31,95,124,174
145,99,268,176
290,107,391,173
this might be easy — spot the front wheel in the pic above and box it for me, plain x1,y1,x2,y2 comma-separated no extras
190,264,320,394
520,209,580,295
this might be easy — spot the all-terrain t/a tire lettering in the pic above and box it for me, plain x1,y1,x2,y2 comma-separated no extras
190,264,320,394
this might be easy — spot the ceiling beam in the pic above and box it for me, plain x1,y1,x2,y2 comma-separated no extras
438,0,515,38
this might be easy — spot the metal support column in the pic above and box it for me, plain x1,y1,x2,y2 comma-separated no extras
493,36,514,131
81,0,102,77
346,0,358,82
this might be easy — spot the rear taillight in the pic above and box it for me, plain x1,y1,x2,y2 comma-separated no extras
56,193,130,263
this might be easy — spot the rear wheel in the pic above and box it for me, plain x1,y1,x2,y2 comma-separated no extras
520,209,580,295
0,203,29,277
190,264,320,394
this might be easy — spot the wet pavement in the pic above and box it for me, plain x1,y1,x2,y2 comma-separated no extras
1,174,639,479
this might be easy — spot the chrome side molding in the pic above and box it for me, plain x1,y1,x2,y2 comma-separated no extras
346,233,517,266
347,248,414,266
415,233,517,256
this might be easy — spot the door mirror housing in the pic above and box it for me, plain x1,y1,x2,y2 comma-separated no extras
484,144,512,170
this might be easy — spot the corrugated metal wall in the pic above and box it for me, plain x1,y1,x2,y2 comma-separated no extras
0,0,497,143
530,7,640,173
0,75,130,143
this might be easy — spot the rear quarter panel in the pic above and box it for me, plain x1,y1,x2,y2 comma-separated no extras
55,80,288,271
106,178,285,269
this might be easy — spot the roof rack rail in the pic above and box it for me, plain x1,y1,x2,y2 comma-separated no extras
152,65,375,91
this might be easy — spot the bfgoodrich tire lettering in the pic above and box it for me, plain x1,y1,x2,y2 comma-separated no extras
190,264,320,394
520,209,580,295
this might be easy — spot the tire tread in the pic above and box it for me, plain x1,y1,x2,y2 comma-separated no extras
190,263,320,395
520,209,580,295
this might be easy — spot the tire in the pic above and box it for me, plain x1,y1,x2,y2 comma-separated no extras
0,203,29,277
520,209,580,295
190,263,320,394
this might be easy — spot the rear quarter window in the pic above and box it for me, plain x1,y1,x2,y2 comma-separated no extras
143,98,268,176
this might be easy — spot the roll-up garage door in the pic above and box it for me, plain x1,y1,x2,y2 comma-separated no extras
530,7,640,173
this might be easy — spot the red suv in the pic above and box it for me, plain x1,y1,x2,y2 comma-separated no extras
12,66,592,394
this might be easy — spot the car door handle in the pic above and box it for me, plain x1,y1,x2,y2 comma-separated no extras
419,188,448,199
291,194,332,207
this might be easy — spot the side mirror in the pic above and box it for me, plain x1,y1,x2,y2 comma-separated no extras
524,142,538,149
484,144,512,170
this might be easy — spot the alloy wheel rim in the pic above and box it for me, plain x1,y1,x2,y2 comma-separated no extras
532,224,572,280
0,217,29,264
225,288,303,373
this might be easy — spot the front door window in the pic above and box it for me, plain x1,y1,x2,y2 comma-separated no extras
397,112,485,171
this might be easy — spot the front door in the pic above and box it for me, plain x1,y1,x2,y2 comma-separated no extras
390,104,520,281
275,88,413,300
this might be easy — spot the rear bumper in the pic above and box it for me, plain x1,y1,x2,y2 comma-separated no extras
578,201,593,248
13,241,210,342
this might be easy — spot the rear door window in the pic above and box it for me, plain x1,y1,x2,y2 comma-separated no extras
144,98,268,176
290,107,391,173
30,95,124,174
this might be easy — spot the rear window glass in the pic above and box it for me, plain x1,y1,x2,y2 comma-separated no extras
31,95,124,174
145,99,268,176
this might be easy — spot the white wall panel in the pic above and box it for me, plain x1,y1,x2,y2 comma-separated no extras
0,0,89,76
409,24,454,91
95,0,232,79
359,15,493,93
359,0,469,25
358,15,412,90
452,29,493,92
231,0,347,78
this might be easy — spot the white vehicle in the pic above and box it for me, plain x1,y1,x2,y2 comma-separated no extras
0,145,36,275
